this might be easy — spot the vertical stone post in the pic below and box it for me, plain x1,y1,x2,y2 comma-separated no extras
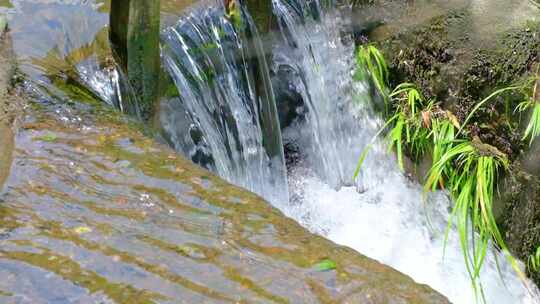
243,0,274,34
110,0,161,120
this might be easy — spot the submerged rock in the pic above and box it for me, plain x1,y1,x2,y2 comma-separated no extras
0,89,449,303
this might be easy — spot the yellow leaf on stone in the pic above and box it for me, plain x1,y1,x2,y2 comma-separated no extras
447,111,461,129
73,226,92,234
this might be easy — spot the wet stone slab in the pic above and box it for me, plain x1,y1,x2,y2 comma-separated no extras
0,97,449,303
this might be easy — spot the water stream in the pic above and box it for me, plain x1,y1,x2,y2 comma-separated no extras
3,0,540,303
160,0,289,206
156,0,540,302
269,1,540,303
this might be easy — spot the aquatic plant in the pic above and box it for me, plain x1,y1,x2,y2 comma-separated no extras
423,138,525,298
457,86,521,137
456,69,539,147
517,101,540,145
428,111,459,187
349,0,374,7
387,83,431,170
352,84,434,175
354,45,531,301
357,44,389,107
353,116,397,180
529,246,540,273
515,69,540,146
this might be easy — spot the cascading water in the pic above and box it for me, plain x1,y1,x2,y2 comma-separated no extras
24,0,539,302
4,0,538,301
6,0,136,116
272,0,388,191
160,0,288,206
270,0,540,303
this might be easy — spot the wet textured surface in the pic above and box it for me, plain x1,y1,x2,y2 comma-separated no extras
0,120,12,188
0,98,448,303
2,1,533,303
0,26,15,193
356,0,540,46
0,0,203,112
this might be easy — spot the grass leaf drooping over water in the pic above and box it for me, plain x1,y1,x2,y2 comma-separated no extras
357,45,389,110
353,45,534,301
516,70,540,146
422,138,526,297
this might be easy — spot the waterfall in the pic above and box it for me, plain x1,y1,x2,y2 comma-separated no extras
160,0,288,206
271,0,540,303
17,0,539,302
153,0,539,302
271,0,388,190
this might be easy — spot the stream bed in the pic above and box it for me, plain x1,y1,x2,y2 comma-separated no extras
1,0,539,303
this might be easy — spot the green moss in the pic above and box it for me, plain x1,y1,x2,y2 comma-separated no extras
499,165,540,286
0,0,12,8
370,6,540,288
110,0,161,121
244,0,274,34
376,13,539,159
1,245,167,303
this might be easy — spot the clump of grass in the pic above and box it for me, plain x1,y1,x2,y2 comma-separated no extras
426,111,459,189
529,246,540,274
457,85,521,137
458,65,539,145
515,67,540,146
354,44,534,301
517,101,540,145
349,0,376,7
387,83,431,170
352,83,434,175
430,112,459,162
357,44,389,109
423,138,525,298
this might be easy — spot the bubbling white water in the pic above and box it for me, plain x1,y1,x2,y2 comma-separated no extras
285,158,540,304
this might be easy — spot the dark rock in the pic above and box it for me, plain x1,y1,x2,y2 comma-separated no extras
500,146,540,286
373,3,539,159
271,64,306,129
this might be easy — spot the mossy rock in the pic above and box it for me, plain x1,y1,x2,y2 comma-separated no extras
0,80,449,302
499,153,540,286
360,0,540,287
372,6,539,159
110,0,161,121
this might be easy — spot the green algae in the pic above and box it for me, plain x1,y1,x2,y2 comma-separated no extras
0,0,13,8
0,124,12,189
0,92,449,302
110,0,161,121
1,246,166,304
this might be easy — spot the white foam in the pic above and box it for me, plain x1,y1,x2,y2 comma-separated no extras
285,161,539,303
272,1,540,302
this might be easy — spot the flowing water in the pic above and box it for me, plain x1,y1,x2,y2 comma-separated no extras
0,4,448,303
160,0,289,206
159,0,540,301
2,0,540,303
269,0,540,303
